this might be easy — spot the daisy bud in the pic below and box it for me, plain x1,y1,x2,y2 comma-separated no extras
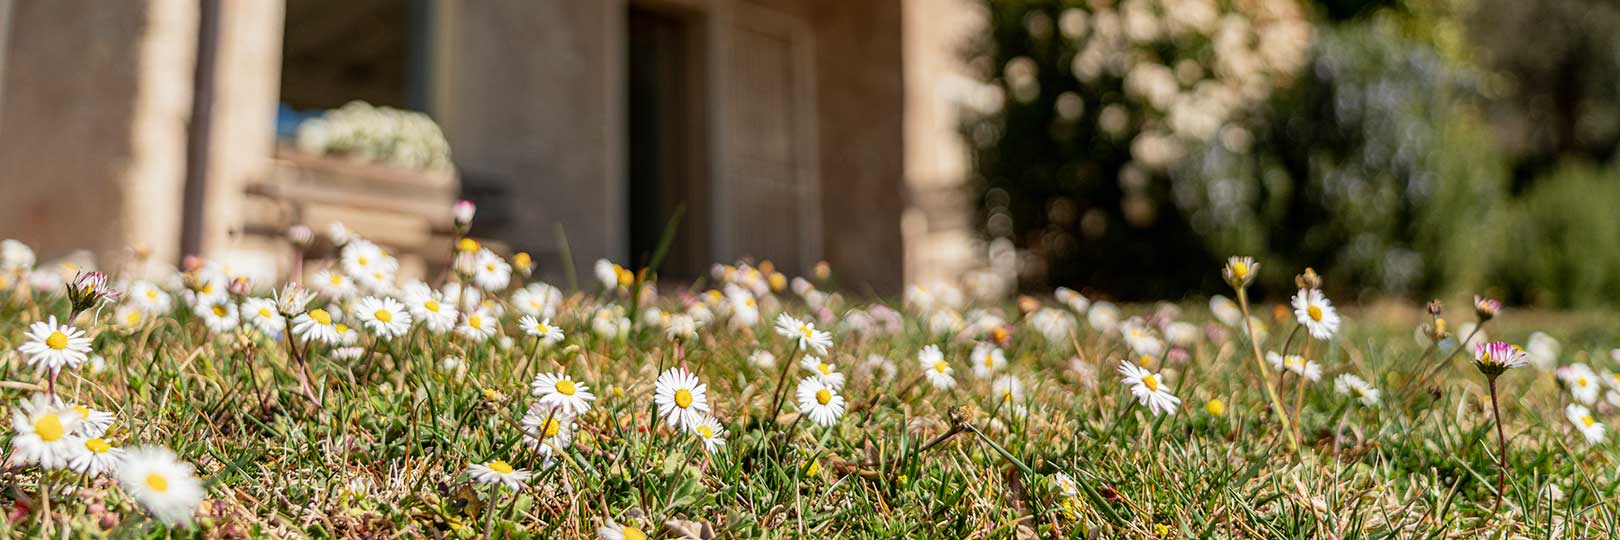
66,271,119,313
1294,267,1321,290
181,255,205,273
1426,299,1443,316
512,252,533,276
1473,295,1501,321
1017,295,1041,314
275,283,315,315
227,276,252,297
813,260,831,281
286,224,313,248
1222,256,1258,289
452,199,476,231
326,222,350,247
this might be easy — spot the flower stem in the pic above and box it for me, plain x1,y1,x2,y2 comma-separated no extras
1236,288,1300,453
1489,377,1509,514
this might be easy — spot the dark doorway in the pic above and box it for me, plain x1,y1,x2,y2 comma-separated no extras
627,4,710,282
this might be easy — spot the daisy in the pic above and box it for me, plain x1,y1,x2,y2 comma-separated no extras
1118,362,1180,416
1164,322,1199,348
520,403,575,456
69,436,125,476
800,356,846,390
729,292,760,328
0,238,36,272
457,308,498,342
1266,351,1322,382
749,350,777,369
313,269,358,299
1560,363,1601,405
691,415,727,454
193,298,240,334
531,372,596,415
332,346,366,361
18,316,92,372
240,297,286,336
654,368,710,430
970,342,1007,379
1291,288,1340,339
332,322,360,346
774,313,832,354
598,519,651,540
116,446,204,525
1472,341,1528,378
127,281,173,314
1333,374,1380,406
340,239,398,280
795,376,846,427
1086,302,1120,334
72,404,116,437
467,460,531,490
1208,295,1243,327
511,284,561,318
992,375,1026,405
1600,368,1620,392
115,304,147,331
9,394,83,469
291,308,342,344
1566,404,1605,444
1222,256,1258,288
402,283,457,334
1121,319,1165,357
1050,472,1080,498
519,315,565,345
274,283,316,315
593,259,621,290
918,344,956,390
473,249,512,291
355,296,413,339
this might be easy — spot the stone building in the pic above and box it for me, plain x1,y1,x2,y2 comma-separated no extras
0,0,990,293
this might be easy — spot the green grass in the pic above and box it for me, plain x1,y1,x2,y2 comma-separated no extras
1,284,1619,539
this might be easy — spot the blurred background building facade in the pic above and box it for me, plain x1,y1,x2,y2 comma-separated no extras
0,0,994,294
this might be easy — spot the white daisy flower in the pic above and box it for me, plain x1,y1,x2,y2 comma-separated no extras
9,394,83,469
473,249,512,291
520,403,575,456
691,415,727,454
1333,373,1380,407
654,368,710,430
519,315,565,345
1121,318,1165,358
1600,368,1620,393
598,519,652,540
795,376,846,427
313,269,358,299
291,308,342,344
593,259,622,290
340,239,398,280
332,322,360,346
531,372,596,415
332,346,366,361
729,292,760,328
0,239,37,272
1087,302,1121,334
592,308,630,339
970,342,1007,379
1266,351,1322,382
1050,472,1080,498
511,283,562,319
467,459,532,490
116,446,204,525
992,375,1026,405
71,404,116,437
18,316,92,373
240,297,286,336
115,304,148,331
1117,362,1180,416
193,298,239,334
402,283,458,334
1561,363,1601,405
1164,321,1199,348
799,356,846,390
1291,288,1341,340
1208,295,1243,327
774,313,833,354
1054,287,1090,313
127,281,173,314
918,344,956,390
1525,332,1560,370
1566,404,1606,444
69,436,125,476
457,309,498,342
355,296,413,339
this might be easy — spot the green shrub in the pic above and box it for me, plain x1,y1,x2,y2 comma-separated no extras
1502,161,1620,307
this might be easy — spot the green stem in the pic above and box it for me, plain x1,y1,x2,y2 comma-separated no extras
1236,288,1300,453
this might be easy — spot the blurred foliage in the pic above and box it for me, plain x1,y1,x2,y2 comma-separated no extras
1501,162,1620,309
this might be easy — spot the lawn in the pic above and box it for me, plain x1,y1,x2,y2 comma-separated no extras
0,239,1617,539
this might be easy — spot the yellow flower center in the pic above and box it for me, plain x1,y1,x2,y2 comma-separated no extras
487,460,514,474
983,355,994,368
543,418,560,437
258,308,273,318
328,274,343,286
1577,378,1588,388
555,379,576,396
357,256,369,267
74,405,90,417
85,438,111,454
815,388,832,406
1138,355,1153,367
468,315,483,329
1142,374,1160,392
310,309,332,325
335,324,349,334
200,283,214,294
145,472,169,493
1582,415,1596,428
933,361,948,373
801,326,814,339
458,238,480,252
374,309,392,323
212,305,227,317
1206,399,1226,416
1307,305,1323,322
145,289,158,300
817,363,831,375
696,424,714,439
674,389,694,409
424,300,440,313
622,526,648,540
45,331,68,350
34,413,65,442
1231,262,1249,278
127,311,143,325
